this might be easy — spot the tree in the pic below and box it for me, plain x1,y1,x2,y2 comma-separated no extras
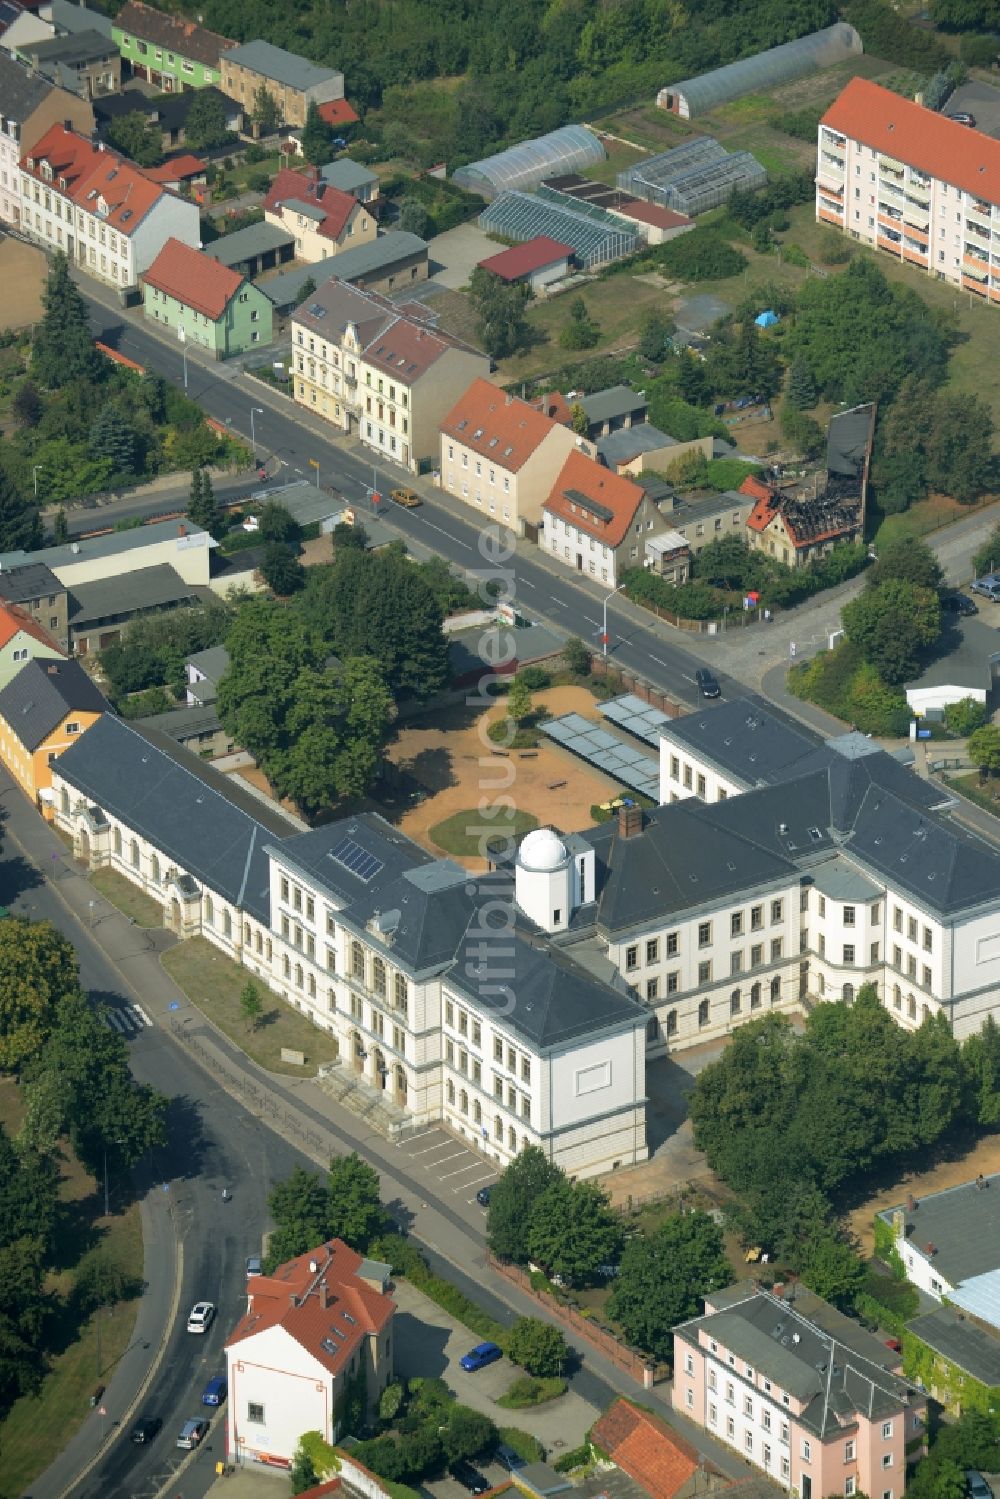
89,403,137,475
258,500,302,544
441,1405,497,1465
398,197,431,238
468,267,530,360
0,465,42,553
868,536,943,592
504,1316,568,1376
291,1442,319,1495
559,296,599,351
924,392,994,504
973,522,1000,579
74,1246,139,1315
326,1152,387,1250
506,676,532,724
185,90,230,150
677,350,711,406
297,276,318,303
563,637,590,676
0,918,79,1072
969,724,1000,779
962,1015,1000,1127
32,252,103,390
785,356,816,410
944,696,987,737
486,1144,562,1263
796,1225,866,1308
301,100,333,166
637,308,674,362
187,467,225,540
251,83,281,133
606,1211,731,1361
53,508,69,544
842,578,941,684
105,110,164,167
240,980,263,1032
262,541,306,595
11,380,42,428
570,402,590,436
525,1178,621,1287
265,1166,332,1268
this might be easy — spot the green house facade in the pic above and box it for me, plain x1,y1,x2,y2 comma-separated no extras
112,0,229,91
143,239,272,359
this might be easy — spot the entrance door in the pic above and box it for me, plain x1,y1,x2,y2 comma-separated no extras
576,554,583,570
802,1477,812,1499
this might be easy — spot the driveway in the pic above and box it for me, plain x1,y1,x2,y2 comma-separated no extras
391,1278,601,1453
426,223,499,290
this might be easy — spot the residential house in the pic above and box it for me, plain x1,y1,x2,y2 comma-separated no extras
745,407,872,567
186,644,229,705
477,235,573,292
143,237,273,357
542,449,668,585
0,599,64,687
0,656,106,814
578,385,649,440
19,122,200,288
259,231,428,320
816,76,1000,303
291,279,489,472
67,562,201,655
93,85,242,152
673,1284,925,1498
877,1174,1000,1326
262,166,375,264
112,0,231,91
667,488,755,557
320,158,378,207
1,2,52,54
220,39,344,130
0,52,93,227
597,424,714,479
439,377,580,537
17,27,120,97
903,1305,1000,1416
589,1400,704,1499
135,700,234,761
225,1239,395,1464
0,561,68,650
50,718,649,1179
142,154,207,193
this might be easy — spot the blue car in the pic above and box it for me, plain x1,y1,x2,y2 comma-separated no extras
201,1375,227,1407
459,1341,502,1373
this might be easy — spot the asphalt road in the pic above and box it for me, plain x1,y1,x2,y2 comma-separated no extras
57,470,259,539
77,284,723,712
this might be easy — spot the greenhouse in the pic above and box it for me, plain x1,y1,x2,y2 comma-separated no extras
453,124,606,200
478,191,639,269
656,23,863,119
618,137,766,215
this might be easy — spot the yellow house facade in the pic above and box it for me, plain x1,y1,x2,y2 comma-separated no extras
0,658,107,816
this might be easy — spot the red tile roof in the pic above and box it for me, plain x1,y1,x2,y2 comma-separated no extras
318,99,359,127
614,200,692,231
590,1400,702,1499
226,1239,394,1380
23,124,163,237
0,601,62,655
543,450,646,547
143,238,245,321
143,153,206,183
264,165,360,241
529,391,573,426
739,474,774,504
440,377,568,470
478,235,573,282
822,77,1000,205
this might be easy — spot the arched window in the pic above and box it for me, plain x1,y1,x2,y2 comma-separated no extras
842,982,854,1004
266,939,272,963
817,973,825,995
460,1090,468,1115
373,957,386,998
130,839,140,869
243,923,251,945
922,1003,930,1024
750,982,761,1010
295,964,303,990
494,1115,503,1140
223,910,232,939
508,1126,516,1151
666,1009,677,1036
473,1099,482,1124
893,984,902,1010
308,974,316,998
907,994,916,1019
698,998,709,1026
770,975,781,1003
351,941,364,979
150,854,160,885
447,1079,455,1104
394,974,408,1014
113,827,122,857
282,955,290,979
204,894,214,927
730,989,741,1015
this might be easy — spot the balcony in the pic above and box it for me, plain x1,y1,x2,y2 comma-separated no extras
907,174,931,199
879,154,905,178
817,205,843,226
963,248,989,274
877,234,902,256
819,151,845,176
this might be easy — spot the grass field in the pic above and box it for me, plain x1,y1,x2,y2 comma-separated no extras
0,1079,143,1497
161,937,340,1074
428,807,538,856
89,867,163,928
500,277,669,381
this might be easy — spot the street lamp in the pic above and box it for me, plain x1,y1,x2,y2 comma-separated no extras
602,584,624,658
250,407,263,465
32,465,42,498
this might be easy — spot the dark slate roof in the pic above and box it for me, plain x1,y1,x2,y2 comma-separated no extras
877,1172,1000,1286
135,702,222,741
580,385,648,424
0,50,53,121
0,560,63,605
827,401,875,483
53,715,295,921
50,1,113,40
908,1307,1000,1386
663,695,820,788
93,83,237,129
220,38,341,91
273,813,436,907
67,563,198,627
206,220,295,269
27,28,116,64
0,657,107,750
676,1290,918,1438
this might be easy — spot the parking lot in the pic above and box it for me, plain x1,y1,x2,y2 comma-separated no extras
396,1125,499,1204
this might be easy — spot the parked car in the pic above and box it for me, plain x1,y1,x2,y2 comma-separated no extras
942,592,978,615
245,1255,263,1279
967,1472,993,1499
177,1418,209,1450
130,1415,162,1445
390,486,422,508
202,1374,227,1406
186,1301,215,1334
971,576,1000,601
948,111,976,126
475,1186,491,1207
695,667,721,699
496,1444,528,1472
451,1461,490,1494
459,1341,503,1372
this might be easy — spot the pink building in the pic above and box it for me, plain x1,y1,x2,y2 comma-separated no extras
673,1285,926,1499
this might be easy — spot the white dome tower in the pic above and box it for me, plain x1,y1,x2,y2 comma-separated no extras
515,828,572,933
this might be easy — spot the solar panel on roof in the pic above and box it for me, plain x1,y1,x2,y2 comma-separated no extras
328,836,384,883
541,713,660,800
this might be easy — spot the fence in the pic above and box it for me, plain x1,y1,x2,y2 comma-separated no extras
589,657,683,716
485,1253,668,1385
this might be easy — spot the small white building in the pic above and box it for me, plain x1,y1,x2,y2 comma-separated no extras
876,1175,1000,1325
226,1239,395,1467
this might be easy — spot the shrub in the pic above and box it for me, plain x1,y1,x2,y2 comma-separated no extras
498,1427,545,1463
782,244,810,268
497,1375,567,1408
944,696,988,737
300,1430,340,1476
517,665,551,690
653,229,748,282
370,1234,506,1343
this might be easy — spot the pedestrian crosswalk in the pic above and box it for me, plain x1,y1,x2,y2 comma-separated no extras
104,1004,153,1036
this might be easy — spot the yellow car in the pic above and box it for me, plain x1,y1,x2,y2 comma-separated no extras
390,487,422,508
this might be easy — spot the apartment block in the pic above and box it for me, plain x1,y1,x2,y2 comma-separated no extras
817,76,1000,302
0,52,93,228
112,0,230,91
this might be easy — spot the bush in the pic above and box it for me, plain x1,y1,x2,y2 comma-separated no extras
300,1431,340,1477
498,1427,545,1463
370,1234,506,1343
554,1443,593,1472
517,665,551,690
497,1375,567,1408
944,696,988,736
782,244,810,268
653,229,748,282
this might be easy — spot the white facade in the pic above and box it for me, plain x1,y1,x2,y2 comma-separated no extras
544,510,623,586
0,111,21,226
228,1324,340,1466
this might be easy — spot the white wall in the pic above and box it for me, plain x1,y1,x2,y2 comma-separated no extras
130,190,200,277
659,732,746,804
907,685,986,715
228,1325,333,1464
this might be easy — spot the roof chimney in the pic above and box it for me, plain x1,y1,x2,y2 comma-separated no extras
319,1278,329,1309
505,391,513,405
178,523,186,537
64,119,73,131
618,802,643,840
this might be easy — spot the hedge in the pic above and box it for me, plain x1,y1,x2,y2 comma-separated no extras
499,1427,546,1462
371,1234,506,1344
554,1443,593,1472
497,1375,567,1409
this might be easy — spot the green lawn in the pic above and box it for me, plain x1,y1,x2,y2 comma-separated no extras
160,937,341,1074
873,492,996,549
428,807,538,857
500,278,670,381
0,1080,143,1497
89,867,163,928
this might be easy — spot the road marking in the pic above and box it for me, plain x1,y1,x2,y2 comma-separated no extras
520,578,536,589
105,1011,127,1034
427,1149,469,1168
440,1160,488,1180
130,1003,153,1027
648,655,669,667
420,519,474,552
406,1139,455,1156
399,1127,441,1146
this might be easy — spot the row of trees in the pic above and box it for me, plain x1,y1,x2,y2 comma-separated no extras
0,917,168,1414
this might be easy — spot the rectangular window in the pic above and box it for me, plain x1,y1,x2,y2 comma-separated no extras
666,932,678,956
762,1410,771,1432
751,905,763,930
743,1395,753,1416
844,905,856,927
843,944,855,965
744,1433,753,1454
698,961,712,984
894,907,902,933
247,1402,264,1423
698,922,712,947
882,1455,893,1469
731,912,743,937
726,1417,735,1439
646,938,659,964
846,1481,856,1497
923,927,933,952
803,1440,811,1462
908,917,918,942
726,1383,734,1405
882,1423,893,1440
625,945,638,971
846,1441,856,1460
771,899,783,923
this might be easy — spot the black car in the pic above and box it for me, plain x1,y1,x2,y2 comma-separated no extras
130,1415,162,1445
695,668,721,699
947,111,976,126
943,592,978,616
451,1461,490,1494
475,1186,491,1207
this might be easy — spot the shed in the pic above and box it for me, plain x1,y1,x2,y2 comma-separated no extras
477,235,573,290
511,1464,573,1499
657,23,863,119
